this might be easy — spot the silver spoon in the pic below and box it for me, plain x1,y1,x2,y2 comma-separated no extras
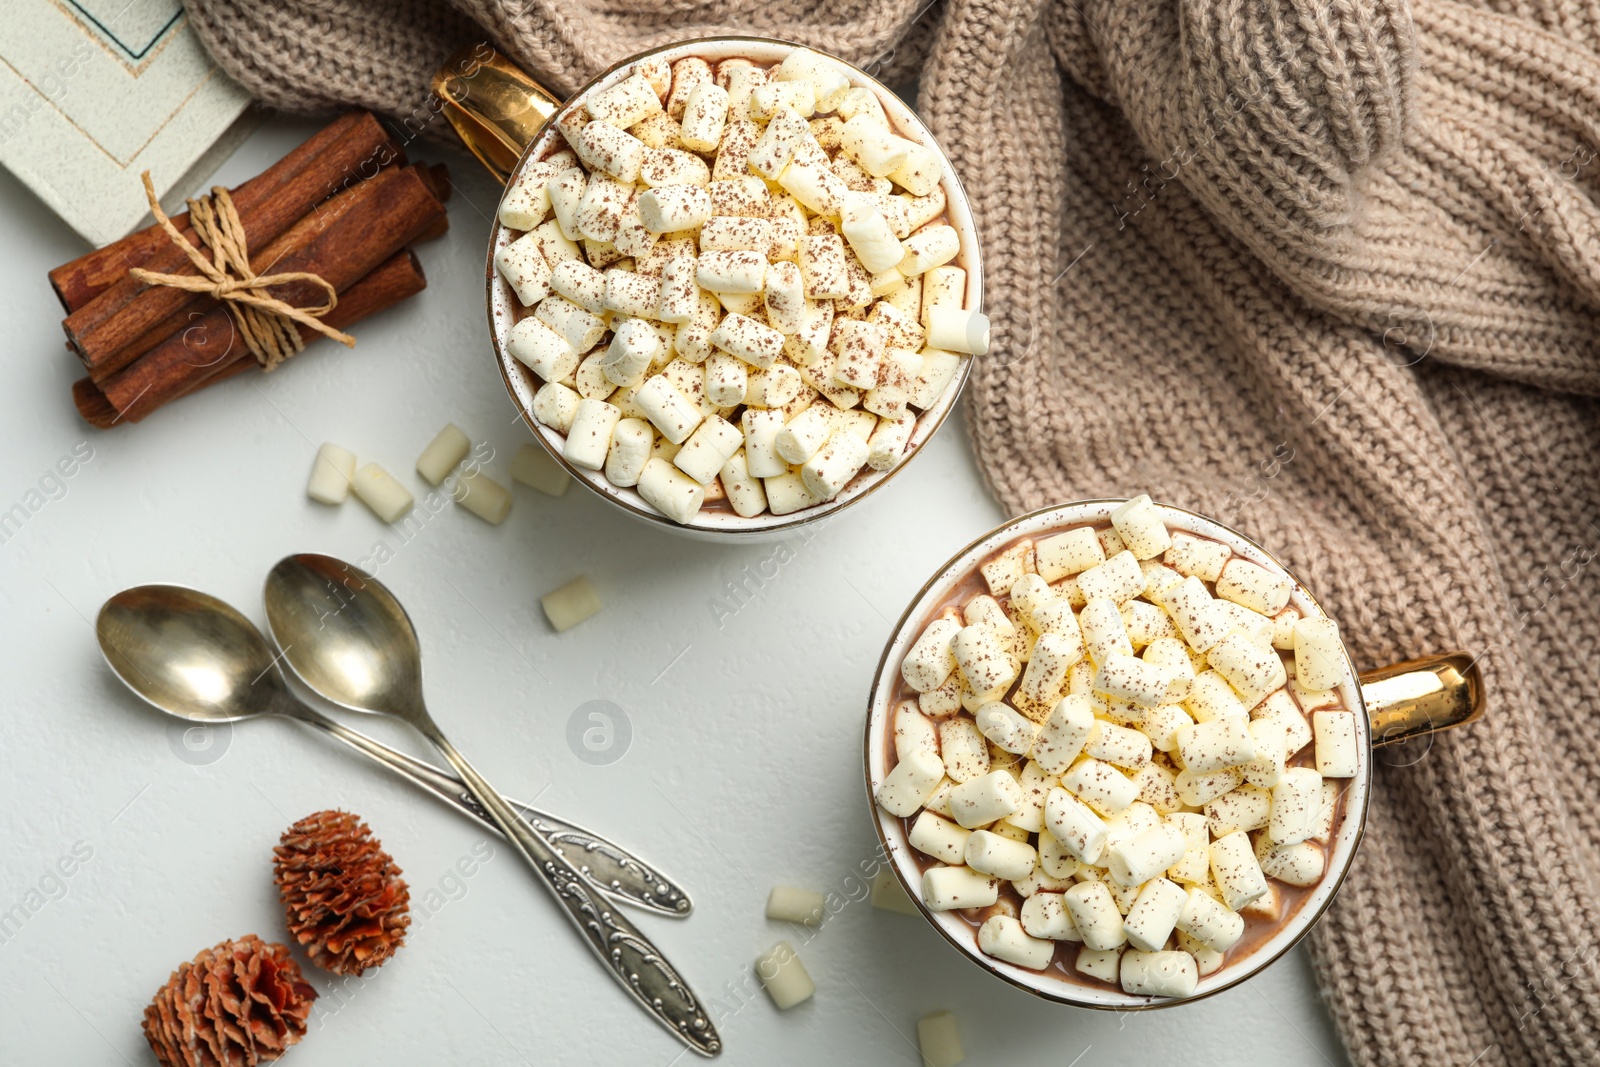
96,584,690,919
262,554,720,1058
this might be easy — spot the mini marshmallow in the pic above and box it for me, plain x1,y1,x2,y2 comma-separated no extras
639,147,711,189
536,293,608,352
1077,550,1146,606
1004,761,1056,833
705,353,748,409
507,315,579,382
923,307,989,355
1020,892,1080,941
1140,703,1194,754
587,71,662,130
1063,880,1126,951
1014,631,1083,722
634,374,704,443
351,463,413,524
674,289,723,362
1102,802,1161,851
976,702,1040,756
1209,830,1270,911
765,885,826,927
762,261,808,334
1095,653,1172,708
919,264,966,328
548,167,587,241
719,451,767,517
636,457,704,524
920,675,961,719
604,418,652,487
652,256,701,324
563,399,621,470
1291,677,1341,713
778,161,848,217
1184,670,1249,723
1240,718,1290,788
889,143,942,196
740,407,788,479
709,312,785,369
697,249,767,295
574,173,632,245
1255,837,1326,886
674,415,743,484
1314,780,1341,843
1060,759,1139,816
775,406,831,464
307,443,356,505
1106,825,1186,888
801,430,870,500
834,319,889,389
495,233,554,305
1204,783,1272,837
1143,638,1196,702
965,830,1038,881
1076,947,1122,984
1163,530,1231,582
576,120,647,182
549,258,607,313
1313,711,1359,777
866,411,915,471
1163,576,1231,652
1122,600,1181,649
1177,931,1226,976
948,770,1024,829
749,80,816,121
1134,762,1184,814
755,941,814,1010
1124,877,1188,952
951,623,1019,694
1216,557,1294,616
1080,597,1135,666
902,617,960,692
416,424,470,486
452,470,512,524
1175,716,1256,775
701,215,775,254
977,914,1055,970
1032,694,1096,774
1294,617,1345,692
679,83,730,153
498,154,570,230
636,184,712,235
1120,950,1198,999
876,748,945,816
898,224,959,277
1207,632,1288,709
839,115,911,177
532,381,582,432
910,811,971,865
1110,495,1173,560
840,193,906,274
1175,766,1245,807
799,234,851,299
1164,812,1211,884
938,717,991,784
1269,767,1324,845
599,318,659,387
907,348,961,408
1272,607,1300,650
917,1012,964,1067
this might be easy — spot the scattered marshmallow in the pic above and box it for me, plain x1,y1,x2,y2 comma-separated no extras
755,941,814,1009
306,443,355,505
541,576,601,632
766,886,825,925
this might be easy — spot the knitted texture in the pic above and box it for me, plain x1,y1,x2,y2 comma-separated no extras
179,0,1600,1062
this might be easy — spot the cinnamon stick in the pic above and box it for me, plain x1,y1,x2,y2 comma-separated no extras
63,112,404,373
73,249,428,428
97,166,446,420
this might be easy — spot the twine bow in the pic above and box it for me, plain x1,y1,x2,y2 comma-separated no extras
129,171,355,371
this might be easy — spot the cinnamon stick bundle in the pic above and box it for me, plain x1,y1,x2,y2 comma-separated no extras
72,250,428,428
93,163,448,420
64,112,404,377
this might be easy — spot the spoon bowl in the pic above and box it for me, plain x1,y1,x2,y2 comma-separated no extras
261,555,426,721
97,584,289,724
95,581,694,918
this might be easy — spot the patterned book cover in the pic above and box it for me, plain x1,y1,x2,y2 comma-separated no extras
0,0,253,244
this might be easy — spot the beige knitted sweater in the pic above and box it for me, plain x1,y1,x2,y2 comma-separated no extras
181,0,1600,1062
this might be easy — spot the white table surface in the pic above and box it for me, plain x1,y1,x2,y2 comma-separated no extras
0,116,1350,1067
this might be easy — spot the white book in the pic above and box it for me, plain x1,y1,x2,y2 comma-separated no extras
0,0,253,245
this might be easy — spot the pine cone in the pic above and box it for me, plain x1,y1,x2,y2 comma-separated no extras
142,934,316,1067
273,810,410,976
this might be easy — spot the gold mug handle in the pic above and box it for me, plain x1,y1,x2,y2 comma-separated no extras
1360,652,1483,747
432,44,562,184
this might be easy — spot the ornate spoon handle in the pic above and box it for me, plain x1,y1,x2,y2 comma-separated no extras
287,705,691,917
418,721,721,1058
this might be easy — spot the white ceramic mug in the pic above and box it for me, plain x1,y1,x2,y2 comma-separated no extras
862,499,1482,1007
443,38,983,542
